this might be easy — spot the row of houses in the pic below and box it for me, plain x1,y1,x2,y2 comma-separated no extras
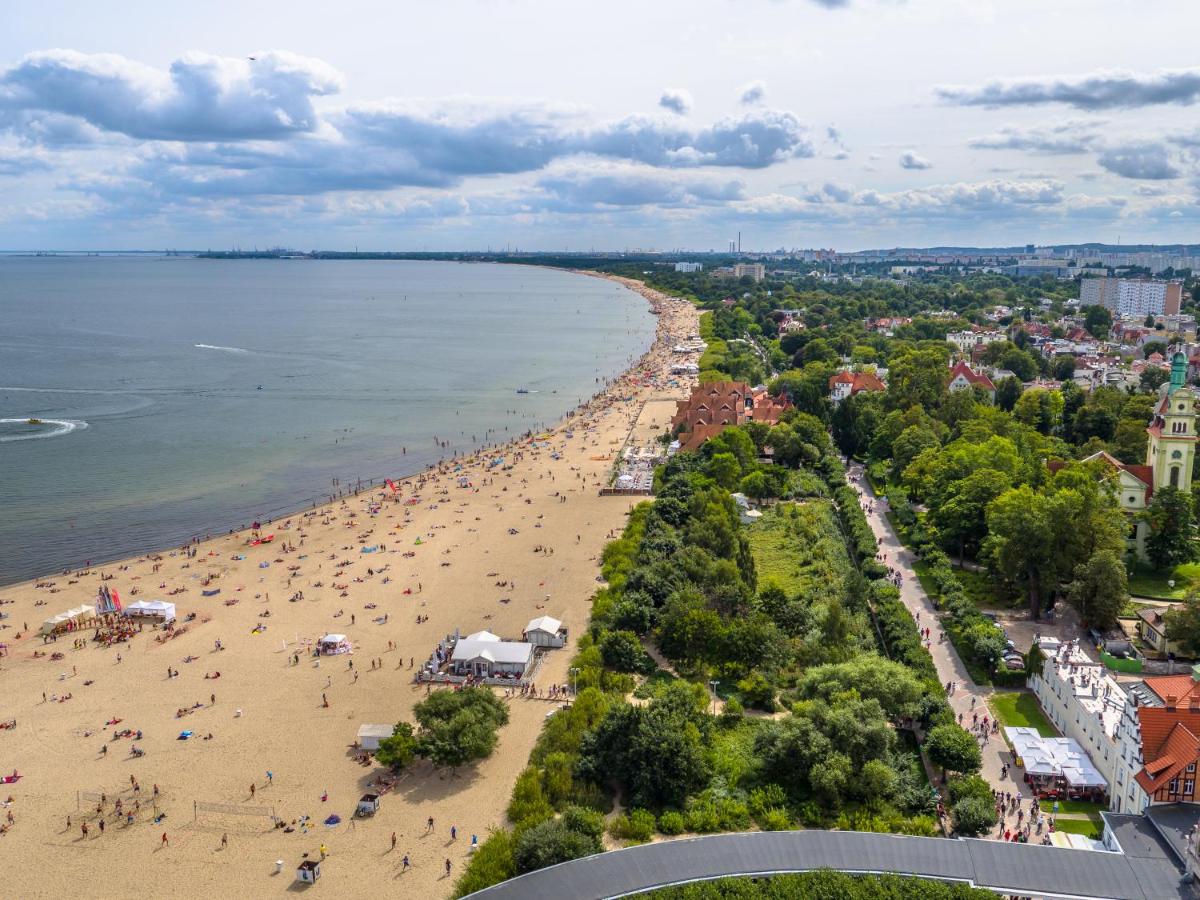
669,381,791,451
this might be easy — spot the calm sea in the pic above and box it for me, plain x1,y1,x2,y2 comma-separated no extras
0,258,655,584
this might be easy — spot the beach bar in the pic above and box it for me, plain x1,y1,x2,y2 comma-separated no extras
523,615,567,648
450,634,534,678
1005,726,1108,802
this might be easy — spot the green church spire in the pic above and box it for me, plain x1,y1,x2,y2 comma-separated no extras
1169,351,1187,395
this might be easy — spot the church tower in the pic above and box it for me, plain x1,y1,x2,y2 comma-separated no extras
1146,352,1197,492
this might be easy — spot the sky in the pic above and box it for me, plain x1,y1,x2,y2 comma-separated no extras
2,0,1199,251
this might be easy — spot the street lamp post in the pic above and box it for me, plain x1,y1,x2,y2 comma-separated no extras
569,667,579,698
709,680,720,715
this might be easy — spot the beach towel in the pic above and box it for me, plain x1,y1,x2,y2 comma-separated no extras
202,589,221,597
323,814,341,826
177,731,192,740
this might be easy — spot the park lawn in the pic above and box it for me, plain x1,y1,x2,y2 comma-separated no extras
1053,798,1106,816
1128,562,1200,600
990,692,1057,737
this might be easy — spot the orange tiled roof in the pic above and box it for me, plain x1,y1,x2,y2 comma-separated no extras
948,360,995,391
1144,674,1200,706
1134,709,1200,794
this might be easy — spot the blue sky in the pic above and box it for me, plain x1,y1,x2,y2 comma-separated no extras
2,0,1199,250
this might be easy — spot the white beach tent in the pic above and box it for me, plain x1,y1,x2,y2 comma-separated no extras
123,600,177,622
318,634,352,655
524,615,565,648
41,605,94,635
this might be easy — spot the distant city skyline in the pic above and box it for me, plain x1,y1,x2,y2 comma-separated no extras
2,0,1199,249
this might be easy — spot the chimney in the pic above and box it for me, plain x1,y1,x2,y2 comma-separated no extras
1167,695,1179,710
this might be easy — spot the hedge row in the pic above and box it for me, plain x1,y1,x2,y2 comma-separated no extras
918,549,1014,685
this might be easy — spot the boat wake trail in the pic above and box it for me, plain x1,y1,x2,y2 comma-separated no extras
0,418,89,443
195,344,250,353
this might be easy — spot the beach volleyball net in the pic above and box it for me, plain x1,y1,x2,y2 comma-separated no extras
193,800,276,824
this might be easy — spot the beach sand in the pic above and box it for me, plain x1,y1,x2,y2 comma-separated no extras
0,276,697,899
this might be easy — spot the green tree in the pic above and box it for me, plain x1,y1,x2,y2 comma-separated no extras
1141,368,1170,392
1065,549,1128,629
453,828,517,896
1000,348,1038,382
1084,305,1112,339
1143,341,1168,359
891,424,941,482
887,346,949,411
994,375,1023,412
1052,354,1076,381
951,797,997,836
1165,595,1200,657
983,486,1055,617
928,468,1012,562
925,724,982,775
413,686,510,770
1141,486,1198,570
600,630,652,674
375,721,418,771
705,452,742,490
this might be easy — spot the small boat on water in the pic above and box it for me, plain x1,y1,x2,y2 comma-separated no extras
27,418,42,425
516,388,539,394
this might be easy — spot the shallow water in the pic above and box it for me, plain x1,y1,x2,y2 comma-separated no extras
0,258,655,583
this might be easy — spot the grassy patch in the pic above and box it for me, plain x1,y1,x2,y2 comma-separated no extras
1128,562,1200,600
632,669,679,700
1052,817,1103,839
989,692,1057,737
1051,798,1106,816
746,502,851,598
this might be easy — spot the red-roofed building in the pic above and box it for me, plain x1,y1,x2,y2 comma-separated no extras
829,370,886,406
1127,673,1200,807
671,382,791,452
947,360,996,401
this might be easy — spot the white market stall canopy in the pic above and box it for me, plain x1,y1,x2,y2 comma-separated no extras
319,634,352,654
1005,727,1107,787
123,600,176,622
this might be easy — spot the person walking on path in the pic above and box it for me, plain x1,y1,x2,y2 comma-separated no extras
161,832,168,848
391,831,397,851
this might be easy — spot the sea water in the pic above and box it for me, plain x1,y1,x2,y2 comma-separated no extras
0,257,655,584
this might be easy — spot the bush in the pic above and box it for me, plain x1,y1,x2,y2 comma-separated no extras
757,807,792,831
657,810,686,835
719,696,745,727
736,672,776,711
951,797,997,836
926,724,982,775
507,766,553,827
513,816,602,874
947,774,994,807
610,808,657,843
685,799,722,833
452,828,517,897
600,630,654,674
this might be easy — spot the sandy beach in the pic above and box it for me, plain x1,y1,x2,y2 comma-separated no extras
0,275,697,899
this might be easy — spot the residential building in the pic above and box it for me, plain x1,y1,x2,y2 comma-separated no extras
732,263,765,282
674,261,703,273
1081,277,1183,319
946,328,1006,353
670,382,790,451
947,360,996,401
1116,671,1200,812
1028,638,1126,801
1137,608,1187,659
829,370,886,405
1002,259,1074,279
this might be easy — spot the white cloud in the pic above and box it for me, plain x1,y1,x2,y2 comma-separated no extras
937,67,1200,110
739,80,766,106
899,150,932,170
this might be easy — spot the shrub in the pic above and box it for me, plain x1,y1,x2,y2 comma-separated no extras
951,797,997,836
719,696,745,727
599,630,654,674
507,766,553,827
926,724,983,775
736,671,776,711
513,816,602,874
452,828,517,897
757,807,792,831
748,784,788,820
657,810,686,835
610,808,657,843
685,799,722,833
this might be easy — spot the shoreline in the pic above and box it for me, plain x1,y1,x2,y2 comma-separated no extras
0,274,697,900
0,266,665,589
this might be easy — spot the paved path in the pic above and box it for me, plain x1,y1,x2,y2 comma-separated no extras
846,464,1028,830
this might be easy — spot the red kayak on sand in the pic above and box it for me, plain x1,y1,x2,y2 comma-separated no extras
249,535,275,546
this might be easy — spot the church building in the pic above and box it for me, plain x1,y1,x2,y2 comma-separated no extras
1048,352,1196,560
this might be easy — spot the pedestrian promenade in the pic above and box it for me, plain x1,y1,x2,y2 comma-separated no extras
846,463,1026,832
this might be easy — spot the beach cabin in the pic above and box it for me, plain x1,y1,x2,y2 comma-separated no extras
524,615,567,649
450,634,534,679
356,723,393,752
356,794,380,817
296,859,321,883
318,634,351,655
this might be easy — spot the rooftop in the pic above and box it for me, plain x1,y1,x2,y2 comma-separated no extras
464,830,1188,900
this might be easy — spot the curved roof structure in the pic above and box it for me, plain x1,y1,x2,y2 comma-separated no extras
464,828,1187,900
